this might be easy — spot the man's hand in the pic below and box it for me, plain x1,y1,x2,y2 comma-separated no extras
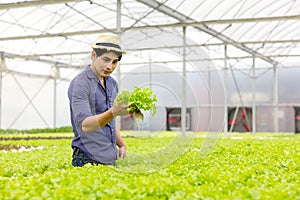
111,104,130,117
118,145,126,158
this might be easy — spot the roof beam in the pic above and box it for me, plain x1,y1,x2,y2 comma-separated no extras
1,15,299,41
197,15,300,24
136,0,280,66
0,0,83,10
1,51,80,68
3,39,300,58
4,49,299,66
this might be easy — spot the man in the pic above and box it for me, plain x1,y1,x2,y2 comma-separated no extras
68,33,129,166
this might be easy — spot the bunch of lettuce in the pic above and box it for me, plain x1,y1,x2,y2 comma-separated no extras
115,87,157,122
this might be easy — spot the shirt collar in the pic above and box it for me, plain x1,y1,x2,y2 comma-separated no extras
86,65,98,79
85,65,113,86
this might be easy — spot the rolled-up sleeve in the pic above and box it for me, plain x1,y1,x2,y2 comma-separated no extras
71,76,94,129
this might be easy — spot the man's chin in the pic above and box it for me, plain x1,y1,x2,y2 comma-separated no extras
102,72,111,77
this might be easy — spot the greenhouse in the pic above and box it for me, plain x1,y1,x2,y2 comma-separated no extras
1,0,300,199
1,0,300,133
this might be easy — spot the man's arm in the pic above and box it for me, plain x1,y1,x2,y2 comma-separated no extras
116,126,126,158
81,104,129,133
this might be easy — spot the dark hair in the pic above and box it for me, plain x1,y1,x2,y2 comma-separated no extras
94,48,122,61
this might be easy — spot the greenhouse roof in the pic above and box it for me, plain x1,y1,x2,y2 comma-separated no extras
0,0,300,75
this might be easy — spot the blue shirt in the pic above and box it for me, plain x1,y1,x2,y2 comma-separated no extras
68,66,118,164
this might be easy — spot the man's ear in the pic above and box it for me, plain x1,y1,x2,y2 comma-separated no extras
91,50,97,60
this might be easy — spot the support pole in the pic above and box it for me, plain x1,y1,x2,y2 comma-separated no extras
181,26,187,137
252,57,256,134
224,45,228,136
116,0,121,88
53,66,60,128
0,56,4,129
116,0,122,129
273,65,279,132
54,75,57,128
149,55,152,131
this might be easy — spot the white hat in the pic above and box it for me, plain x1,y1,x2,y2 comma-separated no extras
91,33,126,54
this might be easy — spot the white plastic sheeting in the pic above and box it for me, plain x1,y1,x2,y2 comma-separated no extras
0,0,299,131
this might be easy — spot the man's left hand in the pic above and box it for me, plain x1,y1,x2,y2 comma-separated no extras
119,146,126,158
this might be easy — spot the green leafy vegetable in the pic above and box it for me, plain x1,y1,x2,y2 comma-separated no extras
115,87,157,121
1,132,300,199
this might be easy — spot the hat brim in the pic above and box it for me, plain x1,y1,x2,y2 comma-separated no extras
91,44,127,54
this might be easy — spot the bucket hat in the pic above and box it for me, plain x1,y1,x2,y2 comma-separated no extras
91,33,126,54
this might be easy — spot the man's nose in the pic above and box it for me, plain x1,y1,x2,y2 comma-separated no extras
106,62,114,69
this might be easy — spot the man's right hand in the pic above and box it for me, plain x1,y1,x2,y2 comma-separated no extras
111,104,130,117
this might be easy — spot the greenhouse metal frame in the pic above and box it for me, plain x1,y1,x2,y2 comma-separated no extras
0,0,299,133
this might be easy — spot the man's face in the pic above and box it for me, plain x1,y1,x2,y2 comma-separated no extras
91,50,119,79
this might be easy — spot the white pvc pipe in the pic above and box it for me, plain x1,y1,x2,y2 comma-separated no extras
274,66,279,132
252,57,256,134
181,26,187,137
224,45,228,137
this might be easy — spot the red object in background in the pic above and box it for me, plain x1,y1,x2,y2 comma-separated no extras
168,117,177,123
228,120,238,125
241,109,246,119
296,115,300,121
228,108,251,132
242,123,250,131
